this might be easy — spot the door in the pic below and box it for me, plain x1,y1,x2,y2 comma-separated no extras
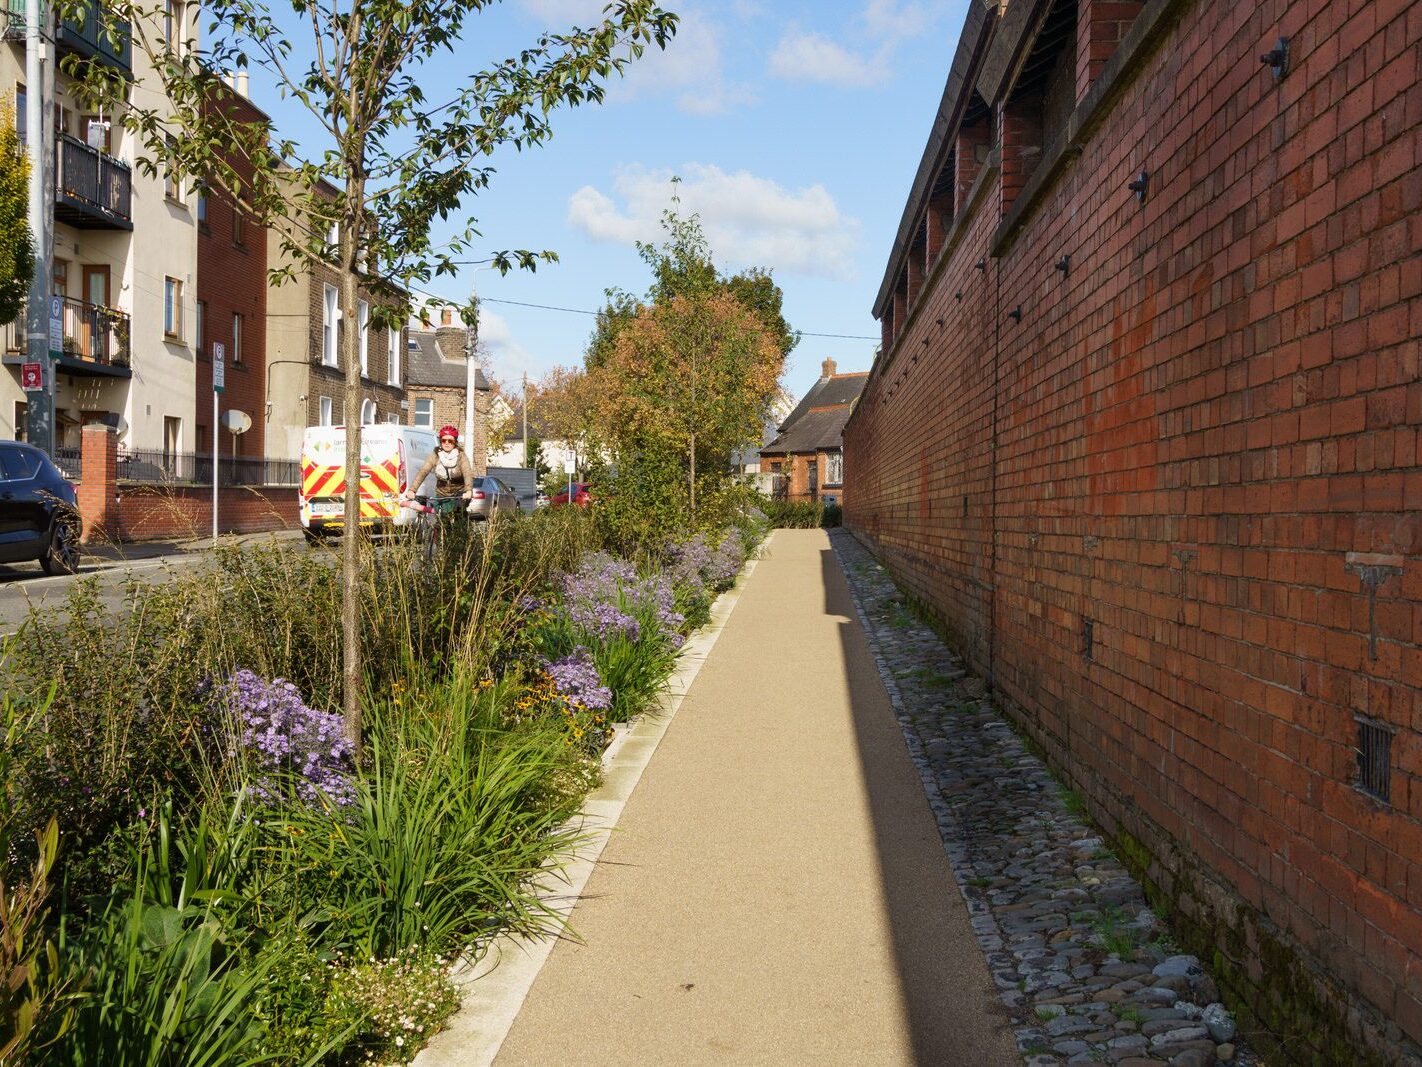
806,454,819,500
82,265,111,361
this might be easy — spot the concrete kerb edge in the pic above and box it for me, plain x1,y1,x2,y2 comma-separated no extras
414,546,767,1067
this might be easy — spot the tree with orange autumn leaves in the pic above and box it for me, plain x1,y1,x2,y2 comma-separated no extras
584,202,792,519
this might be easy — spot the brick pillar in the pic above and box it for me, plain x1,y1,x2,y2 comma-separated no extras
892,272,908,340
999,97,1044,215
78,424,117,543
907,233,925,307
926,181,953,261
955,120,990,215
1077,0,1144,100
880,312,894,353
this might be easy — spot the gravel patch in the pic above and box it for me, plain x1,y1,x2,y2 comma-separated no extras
833,532,1257,1067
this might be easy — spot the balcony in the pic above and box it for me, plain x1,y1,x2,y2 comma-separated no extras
3,0,132,71
2,295,132,378
56,133,133,229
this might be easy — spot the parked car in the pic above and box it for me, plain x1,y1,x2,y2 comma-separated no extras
0,441,81,574
550,482,594,507
534,491,551,509
467,476,520,521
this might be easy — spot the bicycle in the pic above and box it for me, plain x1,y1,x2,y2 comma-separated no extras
399,494,469,564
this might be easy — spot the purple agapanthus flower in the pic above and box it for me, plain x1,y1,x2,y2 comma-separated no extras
217,669,356,808
546,646,612,711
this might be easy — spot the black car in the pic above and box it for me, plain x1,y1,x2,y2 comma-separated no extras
0,441,81,575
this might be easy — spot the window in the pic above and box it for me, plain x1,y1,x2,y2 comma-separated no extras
232,312,243,364
325,221,339,254
164,138,182,202
232,205,245,247
358,300,369,377
13,402,27,442
360,399,377,425
53,258,68,296
387,327,400,385
164,278,182,338
195,299,205,357
322,285,339,365
413,398,433,428
164,0,184,51
825,450,844,485
14,87,24,147
386,413,399,425
318,396,334,426
196,184,208,224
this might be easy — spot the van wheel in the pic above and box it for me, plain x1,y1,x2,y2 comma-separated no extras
41,515,80,575
303,527,324,546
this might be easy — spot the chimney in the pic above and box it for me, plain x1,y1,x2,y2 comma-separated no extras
236,71,249,97
821,357,837,379
434,325,466,363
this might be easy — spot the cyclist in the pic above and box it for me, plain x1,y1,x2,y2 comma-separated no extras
403,425,474,515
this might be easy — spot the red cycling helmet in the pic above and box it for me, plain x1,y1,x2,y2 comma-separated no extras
437,425,460,442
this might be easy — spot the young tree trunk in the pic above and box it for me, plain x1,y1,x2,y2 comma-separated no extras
339,188,365,749
689,429,696,518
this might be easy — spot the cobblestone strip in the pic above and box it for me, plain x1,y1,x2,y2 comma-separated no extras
832,531,1255,1067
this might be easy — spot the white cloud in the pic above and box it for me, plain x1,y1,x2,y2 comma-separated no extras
566,163,860,280
769,32,883,87
474,307,540,381
518,2,748,115
770,0,933,89
862,0,927,39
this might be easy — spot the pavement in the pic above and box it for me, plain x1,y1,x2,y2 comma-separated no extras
0,529,307,633
490,528,1017,1066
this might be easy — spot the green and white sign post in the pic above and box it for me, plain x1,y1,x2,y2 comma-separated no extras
212,341,225,544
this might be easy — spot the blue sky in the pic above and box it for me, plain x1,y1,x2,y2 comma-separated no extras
256,0,969,403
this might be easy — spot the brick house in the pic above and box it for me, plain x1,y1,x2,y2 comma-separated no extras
843,0,1422,1060
760,359,866,507
195,78,267,462
403,325,492,473
263,181,406,461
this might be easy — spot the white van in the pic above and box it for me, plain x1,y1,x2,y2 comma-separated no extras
299,424,440,538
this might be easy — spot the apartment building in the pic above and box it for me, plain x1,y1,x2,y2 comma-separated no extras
0,0,199,454
263,185,405,461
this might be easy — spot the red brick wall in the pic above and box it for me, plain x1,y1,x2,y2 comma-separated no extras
196,90,268,460
79,426,296,542
847,0,1422,1059
114,484,298,542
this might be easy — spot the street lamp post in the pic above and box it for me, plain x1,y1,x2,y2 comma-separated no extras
463,296,480,474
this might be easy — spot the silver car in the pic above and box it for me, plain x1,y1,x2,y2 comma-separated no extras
467,476,519,521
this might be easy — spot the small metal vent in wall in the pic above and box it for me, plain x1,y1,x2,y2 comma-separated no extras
1082,618,1094,662
1355,717,1393,803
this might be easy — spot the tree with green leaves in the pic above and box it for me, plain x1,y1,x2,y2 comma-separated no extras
586,186,798,370
589,208,787,525
76,0,676,744
0,106,33,330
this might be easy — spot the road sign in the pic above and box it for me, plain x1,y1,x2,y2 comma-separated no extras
48,296,62,357
563,454,576,475
212,341,225,393
20,362,42,391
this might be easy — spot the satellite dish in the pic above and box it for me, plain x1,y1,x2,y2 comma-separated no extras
220,409,253,435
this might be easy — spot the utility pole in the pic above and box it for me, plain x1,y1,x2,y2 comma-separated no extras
462,298,480,474
23,0,55,453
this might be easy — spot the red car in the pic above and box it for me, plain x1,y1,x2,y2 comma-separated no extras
551,482,594,507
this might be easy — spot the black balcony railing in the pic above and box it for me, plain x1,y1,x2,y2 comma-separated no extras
56,133,133,229
117,451,302,488
1,295,131,369
3,0,132,68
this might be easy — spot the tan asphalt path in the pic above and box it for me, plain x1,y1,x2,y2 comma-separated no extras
495,529,1017,1066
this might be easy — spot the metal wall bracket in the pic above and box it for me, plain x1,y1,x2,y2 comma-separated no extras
1345,554,1403,661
